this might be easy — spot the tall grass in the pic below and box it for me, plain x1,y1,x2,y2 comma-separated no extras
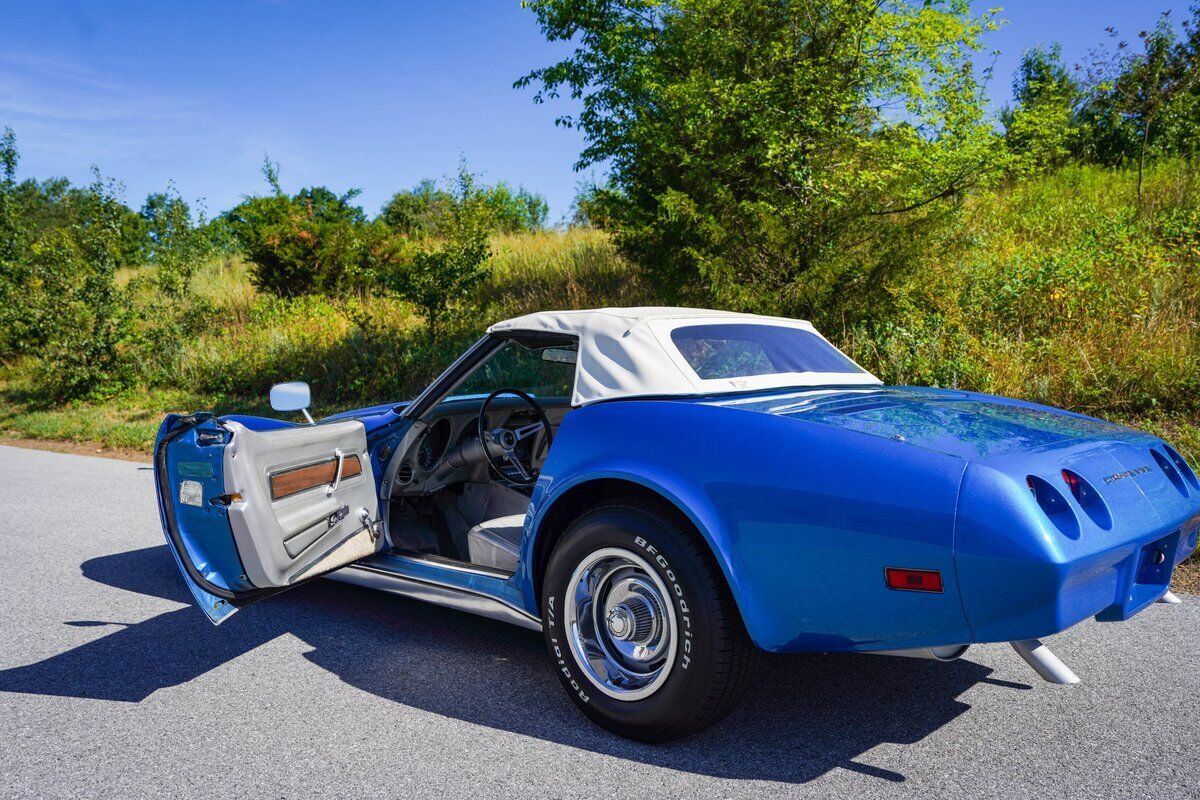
144,228,643,407
476,228,646,317
192,253,259,325
832,162,1200,423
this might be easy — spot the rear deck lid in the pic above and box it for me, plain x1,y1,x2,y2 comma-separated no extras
710,386,1148,461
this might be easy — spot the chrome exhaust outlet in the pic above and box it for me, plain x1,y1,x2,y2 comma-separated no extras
1011,639,1079,684
869,644,970,662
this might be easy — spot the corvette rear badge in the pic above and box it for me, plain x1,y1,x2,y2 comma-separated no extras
1102,465,1152,484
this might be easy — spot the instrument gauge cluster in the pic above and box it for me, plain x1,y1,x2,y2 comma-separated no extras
416,418,452,470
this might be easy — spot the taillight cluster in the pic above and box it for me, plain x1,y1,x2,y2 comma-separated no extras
1026,474,1081,538
1026,443,1198,534
1154,444,1199,496
1026,468,1111,535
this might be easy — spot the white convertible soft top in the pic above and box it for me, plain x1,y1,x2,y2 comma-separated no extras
488,307,881,407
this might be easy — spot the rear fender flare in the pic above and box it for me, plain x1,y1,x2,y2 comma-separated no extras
523,465,753,636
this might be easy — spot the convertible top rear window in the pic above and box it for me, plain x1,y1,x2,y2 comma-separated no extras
669,324,865,380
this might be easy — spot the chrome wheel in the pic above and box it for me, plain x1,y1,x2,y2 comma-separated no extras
564,546,677,701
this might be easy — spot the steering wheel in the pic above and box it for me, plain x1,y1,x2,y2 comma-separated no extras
478,389,553,486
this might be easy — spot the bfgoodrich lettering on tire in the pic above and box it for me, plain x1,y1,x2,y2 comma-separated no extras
542,498,758,741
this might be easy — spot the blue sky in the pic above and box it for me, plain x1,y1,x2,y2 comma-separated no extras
0,1,1189,222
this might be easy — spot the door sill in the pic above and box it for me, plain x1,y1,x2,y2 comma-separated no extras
328,563,541,632
384,549,515,578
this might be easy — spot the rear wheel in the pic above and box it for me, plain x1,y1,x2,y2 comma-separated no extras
541,499,758,741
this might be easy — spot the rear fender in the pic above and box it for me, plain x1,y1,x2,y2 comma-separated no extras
525,400,971,652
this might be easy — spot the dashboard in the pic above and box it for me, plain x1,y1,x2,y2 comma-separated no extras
392,395,570,495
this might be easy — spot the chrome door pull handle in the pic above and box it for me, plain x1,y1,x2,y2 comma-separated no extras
327,448,346,496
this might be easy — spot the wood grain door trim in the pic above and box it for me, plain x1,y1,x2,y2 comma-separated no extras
269,454,363,500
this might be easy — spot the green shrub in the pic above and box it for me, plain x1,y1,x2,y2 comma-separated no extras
229,161,375,297
28,175,138,401
381,176,548,237
377,166,494,330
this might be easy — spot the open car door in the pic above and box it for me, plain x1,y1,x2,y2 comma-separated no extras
153,413,384,624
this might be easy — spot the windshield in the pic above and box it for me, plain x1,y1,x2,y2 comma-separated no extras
669,323,865,380
451,339,577,399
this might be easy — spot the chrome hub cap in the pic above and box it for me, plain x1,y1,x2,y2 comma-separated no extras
565,547,677,701
606,607,633,639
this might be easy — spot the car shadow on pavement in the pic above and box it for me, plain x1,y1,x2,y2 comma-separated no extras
0,545,1022,785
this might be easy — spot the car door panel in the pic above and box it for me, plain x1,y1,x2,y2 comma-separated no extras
222,418,380,587
153,413,383,625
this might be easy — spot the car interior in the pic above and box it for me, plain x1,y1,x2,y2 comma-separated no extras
384,333,578,576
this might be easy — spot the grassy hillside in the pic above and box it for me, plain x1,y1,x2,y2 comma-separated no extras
0,228,640,450
0,164,1197,467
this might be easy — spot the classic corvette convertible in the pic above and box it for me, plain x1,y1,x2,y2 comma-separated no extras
154,307,1199,740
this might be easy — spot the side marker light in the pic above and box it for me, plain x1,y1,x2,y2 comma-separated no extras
885,568,943,593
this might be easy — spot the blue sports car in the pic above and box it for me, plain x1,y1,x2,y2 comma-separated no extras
154,307,1199,740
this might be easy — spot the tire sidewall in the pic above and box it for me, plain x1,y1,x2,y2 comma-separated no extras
542,505,717,736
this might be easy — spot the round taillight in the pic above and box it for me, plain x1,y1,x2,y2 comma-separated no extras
1026,474,1080,539
1152,448,1188,497
1162,444,1200,490
1060,468,1112,530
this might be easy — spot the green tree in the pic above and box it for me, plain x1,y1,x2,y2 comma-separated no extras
380,179,455,237
0,127,18,269
31,171,138,401
378,164,492,331
1151,9,1200,157
381,177,548,236
1080,12,1200,201
141,185,211,299
0,131,146,363
519,0,1002,312
127,186,218,385
1003,45,1080,173
480,182,549,232
569,178,621,229
0,127,24,356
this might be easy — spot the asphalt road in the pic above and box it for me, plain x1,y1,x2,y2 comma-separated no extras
1,444,1197,799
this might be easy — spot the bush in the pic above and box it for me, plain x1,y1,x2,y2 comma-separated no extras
230,161,375,297
0,131,147,362
377,165,494,330
380,176,549,237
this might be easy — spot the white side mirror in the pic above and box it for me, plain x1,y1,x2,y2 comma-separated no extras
270,382,314,423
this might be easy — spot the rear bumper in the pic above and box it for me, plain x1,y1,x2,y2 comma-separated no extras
1093,528,1194,621
955,462,1200,644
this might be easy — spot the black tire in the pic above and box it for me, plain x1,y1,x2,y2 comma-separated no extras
541,498,758,741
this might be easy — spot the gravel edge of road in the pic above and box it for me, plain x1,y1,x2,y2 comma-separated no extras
0,435,149,463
